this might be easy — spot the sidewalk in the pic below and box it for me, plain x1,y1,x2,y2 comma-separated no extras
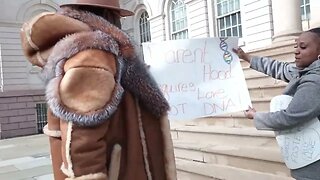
0,134,53,180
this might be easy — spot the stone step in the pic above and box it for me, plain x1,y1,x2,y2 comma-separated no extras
173,111,251,128
176,158,294,180
173,140,289,176
178,99,272,127
249,84,285,99
246,75,287,89
243,67,290,80
177,170,216,180
170,125,278,147
240,45,294,70
173,96,275,128
181,116,254,128
240,60,250,68
251,97,272,111
250,44,294,58
243,67,267,77
253,96,290,111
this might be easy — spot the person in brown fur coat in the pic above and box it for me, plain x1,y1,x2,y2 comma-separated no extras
20,0,177,179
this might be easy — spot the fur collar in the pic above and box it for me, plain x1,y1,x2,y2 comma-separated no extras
44,31,124,126
58,7,135,60
44,8,169,126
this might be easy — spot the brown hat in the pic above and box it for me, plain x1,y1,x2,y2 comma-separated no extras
60,0,134,17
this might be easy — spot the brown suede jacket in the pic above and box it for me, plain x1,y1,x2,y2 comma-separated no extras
20,7,176,180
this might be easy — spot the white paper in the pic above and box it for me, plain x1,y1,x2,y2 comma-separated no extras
143,37,251,120
270,95,320,169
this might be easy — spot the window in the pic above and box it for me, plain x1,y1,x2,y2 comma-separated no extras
0,45,3,92
216,0,242,37
139,11,151,43
170,0,188,40
36,103,47,133
301,0,310,20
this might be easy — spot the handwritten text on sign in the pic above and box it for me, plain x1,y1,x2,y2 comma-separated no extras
143,38,251,120
270,95,320,169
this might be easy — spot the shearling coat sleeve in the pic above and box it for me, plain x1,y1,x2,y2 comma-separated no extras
58,49,119,179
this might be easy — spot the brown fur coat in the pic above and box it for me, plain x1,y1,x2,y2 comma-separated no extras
20,7,176,180
41,7,169,126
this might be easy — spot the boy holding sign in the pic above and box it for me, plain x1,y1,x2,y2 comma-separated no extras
233,27,320,180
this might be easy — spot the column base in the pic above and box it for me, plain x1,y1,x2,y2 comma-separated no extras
272,31,302,43
310,21,320,29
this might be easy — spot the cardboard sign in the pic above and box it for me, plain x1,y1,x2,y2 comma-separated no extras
270,95,320,169
143,37,251,120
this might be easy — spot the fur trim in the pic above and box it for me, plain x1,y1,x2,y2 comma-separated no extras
61,163,74,178
36,51,46,66
44,31,125,126
42,30,119,82
44,8,169,123
61,122,75,178
58,7,169,118
108,144,122,180
160,115,177,180
59,7,135,60
136,99,152,180
65,173,107,180
43,124,61,137
122,60,170,118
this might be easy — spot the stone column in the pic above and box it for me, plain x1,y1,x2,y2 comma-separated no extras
271,0,302,41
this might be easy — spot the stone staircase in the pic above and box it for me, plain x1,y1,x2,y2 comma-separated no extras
171,40,297,180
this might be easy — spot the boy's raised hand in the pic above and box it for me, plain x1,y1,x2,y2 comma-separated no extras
232,48,251,63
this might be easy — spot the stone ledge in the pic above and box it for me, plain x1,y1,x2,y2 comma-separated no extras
175,158,293,180
170,125,275,137
173,139,283,163
0,89,45,98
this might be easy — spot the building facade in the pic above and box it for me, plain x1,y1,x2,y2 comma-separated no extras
0,0,69,138
121,0,320,50
0,0,319,139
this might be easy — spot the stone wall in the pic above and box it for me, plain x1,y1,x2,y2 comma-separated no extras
0,90,45,139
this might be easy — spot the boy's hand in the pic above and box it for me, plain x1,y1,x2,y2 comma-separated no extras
244,106,256,119
232,48,251,63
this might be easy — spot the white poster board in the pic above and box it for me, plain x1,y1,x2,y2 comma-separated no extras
143,37,251,120
270,95,320,169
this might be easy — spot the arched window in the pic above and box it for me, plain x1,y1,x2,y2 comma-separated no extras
139,11,151,43
17,1,58,21
170,0,188,40
216,0,242,37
